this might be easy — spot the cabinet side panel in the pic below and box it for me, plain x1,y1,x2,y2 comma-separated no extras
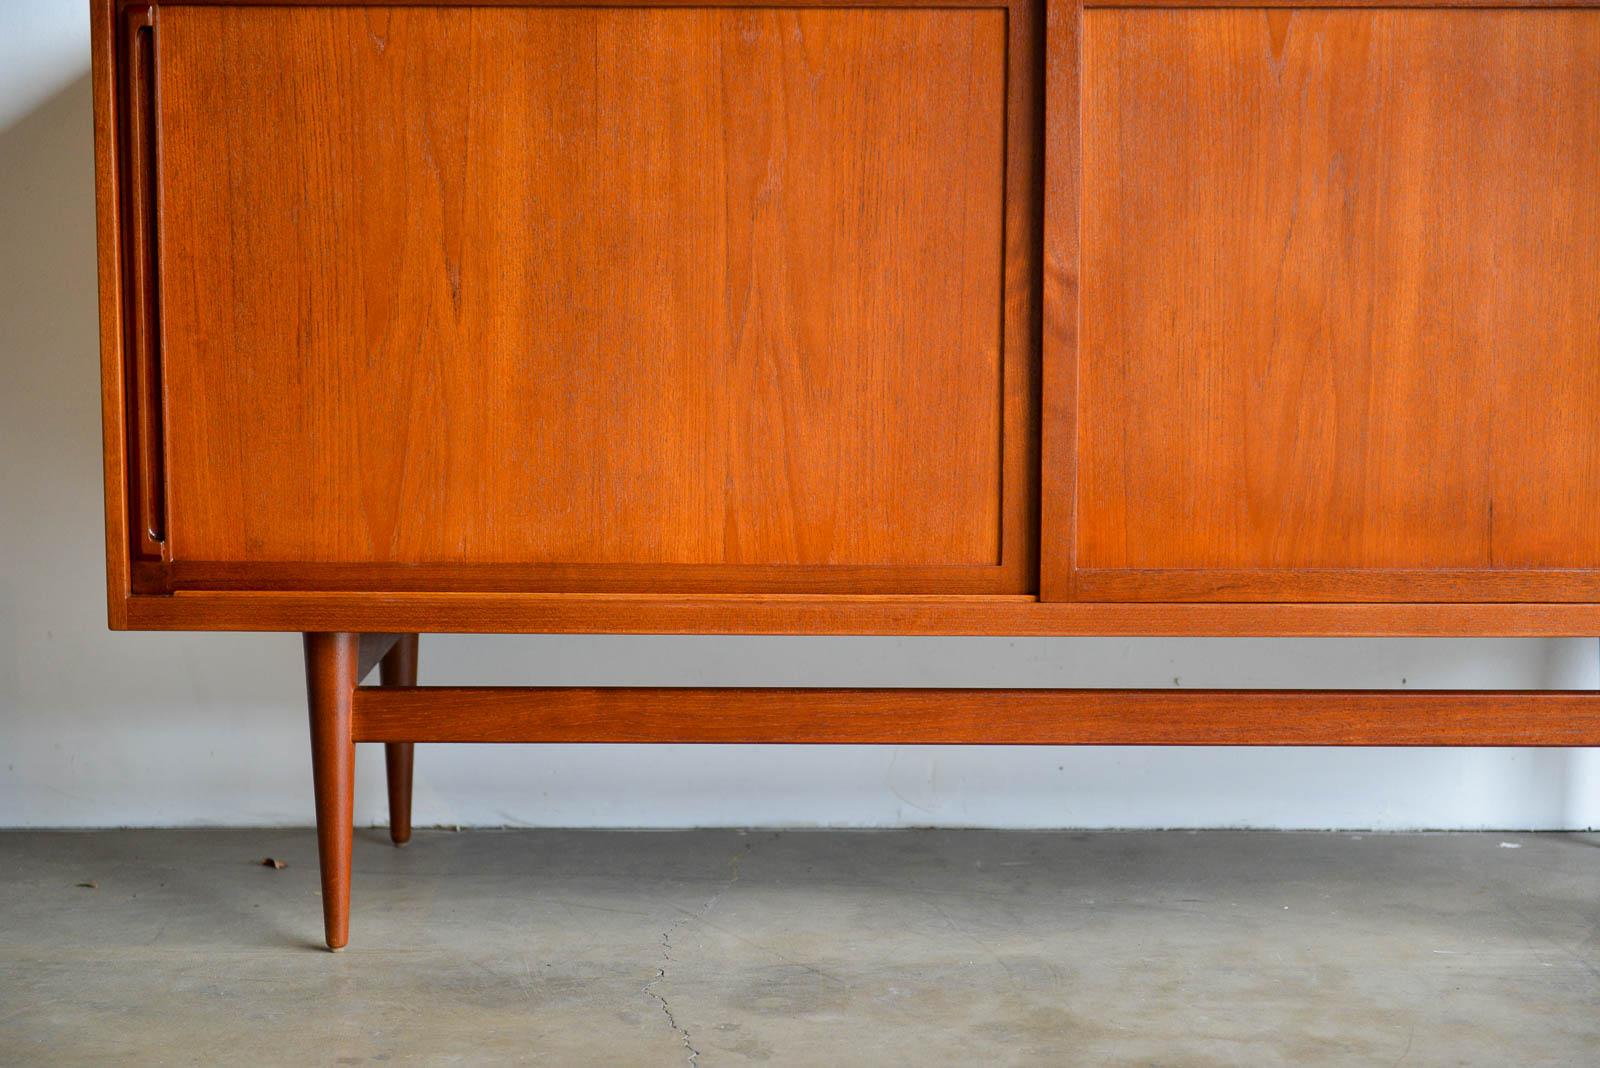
92,0,130,624
1076,10,1600,575
155,6,1011,572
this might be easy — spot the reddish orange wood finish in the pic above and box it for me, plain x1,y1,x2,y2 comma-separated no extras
351,687,1600,747
164,561,1016,596
1039,0,1082,602
379,636,420,846
158,0,1600,6
1092,0,1600,7
94,0,1600,631
1075,570,1600,605
173,0,1011,5
1070,9,1600,601
303,632,359,951
92,0,130,625
90,0,1600,954
122,593,1600,637
149,3,1035,593
118,4,167,570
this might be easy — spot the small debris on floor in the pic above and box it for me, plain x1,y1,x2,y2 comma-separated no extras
1498,842,1522,850
259,857,287,869
75,881,97,890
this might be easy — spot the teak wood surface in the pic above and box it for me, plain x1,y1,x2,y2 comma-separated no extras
95,0,1600,630
1070,9,1600,603
378,635,420,846
93,1,1600,951
143,2,1039,595
303,632,359,951
352,686,1600,748
96,0,1600,630
299,630,1600,948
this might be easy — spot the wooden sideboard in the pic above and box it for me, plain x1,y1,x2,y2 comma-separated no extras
93,0,1600,949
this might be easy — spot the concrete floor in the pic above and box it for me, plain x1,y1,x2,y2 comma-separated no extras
1,831,1596,1066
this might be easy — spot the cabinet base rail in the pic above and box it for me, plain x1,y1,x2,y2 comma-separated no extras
351,684,1600,747
303,631,1600,949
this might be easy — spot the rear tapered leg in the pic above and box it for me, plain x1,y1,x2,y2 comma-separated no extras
380,635,420,846
304,632,359,951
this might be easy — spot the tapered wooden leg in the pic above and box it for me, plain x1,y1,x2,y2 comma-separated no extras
380,635,420,846
304,632,359,951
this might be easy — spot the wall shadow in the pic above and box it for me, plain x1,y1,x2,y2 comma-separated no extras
0,71,310,827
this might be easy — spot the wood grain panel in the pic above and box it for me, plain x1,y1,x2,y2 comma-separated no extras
92,0,130,622
1075,569,1600,604
1074,10,1600,596
1090,0,1600,8
163,560,1012,595
154,5,1025,587
172,0,1011,6
121,591,1600,637
1039,0,1081,601
350,686,1600,746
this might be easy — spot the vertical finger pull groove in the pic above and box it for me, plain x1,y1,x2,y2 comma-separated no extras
121,4,167,571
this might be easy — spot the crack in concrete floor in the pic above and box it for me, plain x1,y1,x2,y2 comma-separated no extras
644,838,754,1065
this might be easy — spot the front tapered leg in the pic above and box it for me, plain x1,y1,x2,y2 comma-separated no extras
380,635,420,846
304,632,359,951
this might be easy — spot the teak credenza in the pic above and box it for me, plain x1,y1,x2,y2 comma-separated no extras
93,0,1600,949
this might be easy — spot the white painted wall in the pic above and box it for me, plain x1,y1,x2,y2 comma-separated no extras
3,2,1597,831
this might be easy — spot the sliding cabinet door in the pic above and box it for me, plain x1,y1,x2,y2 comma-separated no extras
1043,2,1600,602
114,1,1041,594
